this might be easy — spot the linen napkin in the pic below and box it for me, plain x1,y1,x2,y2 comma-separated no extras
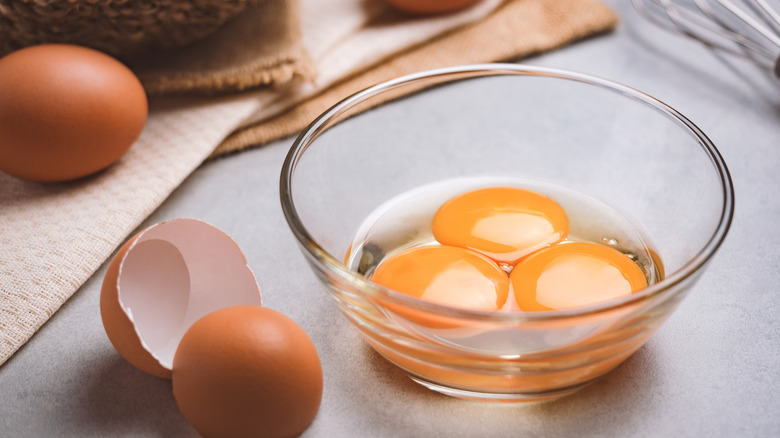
0,0,618,366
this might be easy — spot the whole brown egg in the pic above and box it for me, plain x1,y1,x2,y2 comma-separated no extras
0,44,147,182
172,306,323,438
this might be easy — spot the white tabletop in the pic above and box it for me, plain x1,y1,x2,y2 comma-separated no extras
1,1,779,436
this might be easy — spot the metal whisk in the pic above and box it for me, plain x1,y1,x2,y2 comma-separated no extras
633,0,780,77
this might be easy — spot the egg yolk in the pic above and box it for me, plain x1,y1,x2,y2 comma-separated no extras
510,242,647,311
371,246,510,311
432,187,569,265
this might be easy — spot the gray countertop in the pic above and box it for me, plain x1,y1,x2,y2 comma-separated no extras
1,1,779,436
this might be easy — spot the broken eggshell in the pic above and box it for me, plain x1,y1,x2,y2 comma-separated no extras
100,218,262,379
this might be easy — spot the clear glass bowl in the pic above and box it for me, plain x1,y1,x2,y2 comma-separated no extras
280,64,734,402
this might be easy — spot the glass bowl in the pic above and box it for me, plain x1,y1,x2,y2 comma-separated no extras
280,64,734,402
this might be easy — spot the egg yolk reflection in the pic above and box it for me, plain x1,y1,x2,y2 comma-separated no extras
371,246,509,311
432,187,569,265
510,242,647,311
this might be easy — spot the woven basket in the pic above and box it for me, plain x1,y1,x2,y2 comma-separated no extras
0,0,255,58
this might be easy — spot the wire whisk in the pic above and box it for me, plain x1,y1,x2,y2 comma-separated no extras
633,0,780,77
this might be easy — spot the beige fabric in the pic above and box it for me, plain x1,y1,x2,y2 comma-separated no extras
230,0,506,131
216,0,619,156
0,0,617,365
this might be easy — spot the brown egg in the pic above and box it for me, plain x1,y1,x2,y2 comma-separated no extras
383,0,483,14
0,44,147,182
172,306,323,438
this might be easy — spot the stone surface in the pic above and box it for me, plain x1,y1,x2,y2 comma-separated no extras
1,1,778,436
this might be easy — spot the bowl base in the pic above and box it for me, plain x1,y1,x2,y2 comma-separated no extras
408,374,593,403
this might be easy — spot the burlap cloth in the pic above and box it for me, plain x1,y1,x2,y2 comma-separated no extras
0,0,617,365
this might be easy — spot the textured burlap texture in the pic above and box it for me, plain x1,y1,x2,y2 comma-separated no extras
129,0,315,95
0,0,617,366
0,0,257,57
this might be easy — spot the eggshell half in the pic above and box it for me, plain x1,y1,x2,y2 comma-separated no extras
100,218,262,379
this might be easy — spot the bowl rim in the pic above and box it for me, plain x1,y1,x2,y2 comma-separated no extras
279,63,735,322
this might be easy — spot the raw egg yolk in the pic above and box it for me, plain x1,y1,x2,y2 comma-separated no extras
510,242,647,311
432,187,569,265
371,246,509,311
